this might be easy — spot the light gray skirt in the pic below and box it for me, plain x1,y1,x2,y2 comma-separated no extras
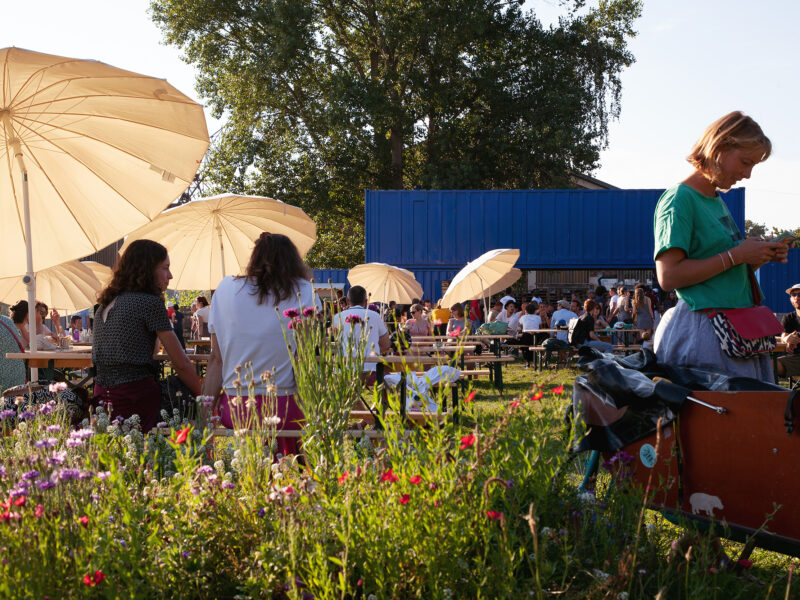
654,300,774,383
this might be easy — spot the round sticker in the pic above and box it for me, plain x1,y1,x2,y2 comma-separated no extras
639,443,657,468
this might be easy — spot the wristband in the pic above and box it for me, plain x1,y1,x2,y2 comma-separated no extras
718,253,727,271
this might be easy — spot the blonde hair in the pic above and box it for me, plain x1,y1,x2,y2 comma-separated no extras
687,111,771,188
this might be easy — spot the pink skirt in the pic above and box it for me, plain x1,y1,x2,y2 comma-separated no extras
219,393,304,456
94,377,161,433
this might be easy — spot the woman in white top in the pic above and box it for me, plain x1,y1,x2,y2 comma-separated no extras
201,232,316,455
497,300,521,335
194,295,211,337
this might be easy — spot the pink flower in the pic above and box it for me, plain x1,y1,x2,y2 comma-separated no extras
34,505,44,518
302,307,316,318
486,510,504,520
552,385,564,395
398,494,410,505
409,475,422,485
287,318,302,330
282,308,300,319
79,515,89,528
464,390,475,404
345,314,362,325
13,496,25,507
283,486,294,495
510,400,520,409
460,434,476,450
380,468,399,483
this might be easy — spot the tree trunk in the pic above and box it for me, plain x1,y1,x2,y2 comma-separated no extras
390,126,403,189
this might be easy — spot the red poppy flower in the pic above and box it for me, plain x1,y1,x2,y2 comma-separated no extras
380,468,399,483
83,570,105,587
552,385,564,395
409,475,422,485
79,515,89,528
398,494,410,505
171,425,191,445
460,434,476,450
510,400,520,409
337,472,349,484
737,558,753,569
13,496,25,507
283,486,294,495
486,510,504,520
530,391,543,402
464,390,475,404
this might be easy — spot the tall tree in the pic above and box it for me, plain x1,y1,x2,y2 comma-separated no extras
151,0,642,267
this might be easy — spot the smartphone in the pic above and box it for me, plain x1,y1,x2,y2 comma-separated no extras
774,231,797,248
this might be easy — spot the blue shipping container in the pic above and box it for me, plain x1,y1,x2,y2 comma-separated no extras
365,188,745,269
758,253,800,315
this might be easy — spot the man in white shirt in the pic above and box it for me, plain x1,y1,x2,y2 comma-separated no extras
606,287,619,321
551,300,578,343
332,285,390,383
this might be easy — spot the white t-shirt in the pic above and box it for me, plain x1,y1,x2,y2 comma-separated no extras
550,308,578,342
195,305,210,322
519,314,542,331
496,310,520,334
208,276,318,396
332,306,389,372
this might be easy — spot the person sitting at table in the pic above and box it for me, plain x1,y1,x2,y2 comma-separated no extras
333,285,390,386
69,315,83,341
569,300,614,354
487,298,503,323
518,302,544,368
9,300,59,350
777,283,800,380
93,239,201,432
497,300,521,335
537,301,551,329
430,302,451,336
446,303,467,336
0,313,26,393
404,303,433,337
194,295,211,337
201,233,317,454
550,300,578,343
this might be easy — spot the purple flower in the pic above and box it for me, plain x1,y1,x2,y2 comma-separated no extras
48,382,67,393
258,508,267,518
181,551,190,559
345,314,362,325
0,466,5,478
70,428,94,441
48,451,67,466
221,481,235,490
18,411,35,421
34,438,59,449
46,425,61,434
0,410,15,420
38,401,57,415
9,488,27,498
96,471,111,481
78,471,94,481
302,307,316,318
282,308,300,319
195,466,214,476
58,468,81,481
66,438,84,448
156,422,168,428
22,470,40,481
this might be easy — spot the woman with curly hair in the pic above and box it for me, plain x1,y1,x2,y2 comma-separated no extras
200,232,317,455
93,239,200,431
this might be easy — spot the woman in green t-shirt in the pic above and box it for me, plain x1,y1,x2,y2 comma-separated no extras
653,111,788,381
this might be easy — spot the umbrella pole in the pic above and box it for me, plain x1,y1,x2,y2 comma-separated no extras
217,223,226,279
16,151,38,379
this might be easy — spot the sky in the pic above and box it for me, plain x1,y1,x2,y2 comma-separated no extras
2,0,797,230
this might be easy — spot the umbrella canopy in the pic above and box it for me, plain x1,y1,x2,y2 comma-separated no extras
80,261,113,288
440,249,520,306
347,263,423,305
119,194,317,290
0,260,103,312
0,47,210,277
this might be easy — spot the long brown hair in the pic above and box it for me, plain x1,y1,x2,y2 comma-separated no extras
98,239,167,306
239,233,310,304
632,287,646,314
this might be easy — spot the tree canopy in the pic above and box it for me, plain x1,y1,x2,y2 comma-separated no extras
151,0,642,268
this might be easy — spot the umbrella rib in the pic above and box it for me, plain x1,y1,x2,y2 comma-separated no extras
2,136,26,246
14,117,161,222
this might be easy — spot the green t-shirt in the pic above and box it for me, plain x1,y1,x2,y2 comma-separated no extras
653,183,756,311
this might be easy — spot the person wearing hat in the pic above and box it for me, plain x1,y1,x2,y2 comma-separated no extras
551,299,577,343
777,284,800,379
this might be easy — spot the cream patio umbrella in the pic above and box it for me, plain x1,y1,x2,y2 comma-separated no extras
0,47,209,358
439,249,521,313
80,261,113,288
0,260,103,313
119,194,317,290
347,263,424,310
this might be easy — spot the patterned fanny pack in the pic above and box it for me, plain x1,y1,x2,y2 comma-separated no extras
706,306,783,359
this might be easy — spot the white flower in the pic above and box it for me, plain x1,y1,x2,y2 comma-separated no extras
593,569,610,582
617,593,629,600
265,415,281,427
540,527,552,536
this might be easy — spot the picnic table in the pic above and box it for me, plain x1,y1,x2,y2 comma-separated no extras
6,348,95,392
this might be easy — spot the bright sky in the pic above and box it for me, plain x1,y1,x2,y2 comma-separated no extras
4,0,797,230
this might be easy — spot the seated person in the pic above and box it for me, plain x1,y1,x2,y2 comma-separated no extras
69,315,83,341
518,302,544,368
487,299,503,323
333,285,390,385
430,302,451,336
496,300,520,335
10,300,58,350
0,313,25,393
569,300,614,354
446,304,467,336
778,283,800,379
194,295,211,337
404,303,433,337
550,300,578,343
202,233,317,455
94,240,201,433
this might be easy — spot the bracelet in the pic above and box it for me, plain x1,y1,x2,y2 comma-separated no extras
726,249,736,266
718,253,727,271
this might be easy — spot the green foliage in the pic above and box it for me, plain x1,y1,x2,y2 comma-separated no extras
745,219,800,241
149,0,642,268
